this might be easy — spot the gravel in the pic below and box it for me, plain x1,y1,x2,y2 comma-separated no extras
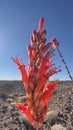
0,80,73,130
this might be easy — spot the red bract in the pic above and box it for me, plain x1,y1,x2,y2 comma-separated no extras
51,37,59,48
16,102,35,126
38,17,44,31
11,18,61,129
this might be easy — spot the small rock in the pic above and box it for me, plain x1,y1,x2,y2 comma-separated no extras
13,93,18,97
51,124,66,130
8,105,13,111
18,96,26,105
19,93,24,96
9,94,14,98
18,96,26,101
10,102,17,106
6,98,14,103
66,126,72,130
45,111,57,123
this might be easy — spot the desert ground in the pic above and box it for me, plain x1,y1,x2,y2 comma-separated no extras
0,80,73,130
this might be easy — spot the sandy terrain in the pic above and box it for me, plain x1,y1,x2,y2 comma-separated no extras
0,80,73,130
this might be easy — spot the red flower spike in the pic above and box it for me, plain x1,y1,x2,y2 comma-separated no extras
46,68,61,78
51,37,59,48
32,30,38,42
11,56,23,67
25,85,32,95
38,54,53,75
11,56,28,85
27,44,33,62
19,65,28,84
16,102,35,125
42,81,58,106
43,80,58,93
40,29,46,40
41,38,46,44
40,63,53,75
30,35,34,45
43,93,52,106
34,75,47,93
42,42,52,54
11,18,61,129
38,17,44,31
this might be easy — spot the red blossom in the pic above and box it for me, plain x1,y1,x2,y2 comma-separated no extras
11,18,61,129
16,102,35,126
51,37,59,48
38,17,44,31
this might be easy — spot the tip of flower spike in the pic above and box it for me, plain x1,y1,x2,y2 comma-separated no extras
51,37,59,48
38,17,44,31
11,55,24,67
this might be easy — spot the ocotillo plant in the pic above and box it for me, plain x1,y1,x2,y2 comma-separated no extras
11,18,61,130
51,37,73,81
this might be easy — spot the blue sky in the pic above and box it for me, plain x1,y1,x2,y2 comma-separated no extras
0,0,73,80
